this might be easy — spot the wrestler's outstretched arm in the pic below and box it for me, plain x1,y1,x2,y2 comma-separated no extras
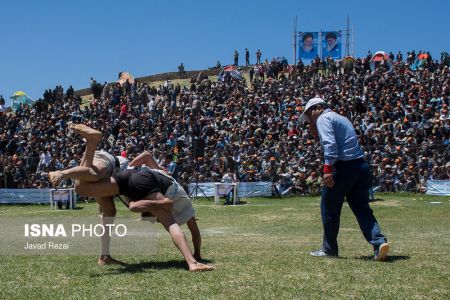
128,197,173,212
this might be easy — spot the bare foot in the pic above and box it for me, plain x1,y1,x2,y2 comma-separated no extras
49,171,64,187
97,255,126,267
189,261,215,272
70,123,102,142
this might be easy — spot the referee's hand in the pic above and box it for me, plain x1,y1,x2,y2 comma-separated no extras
323,173,335,188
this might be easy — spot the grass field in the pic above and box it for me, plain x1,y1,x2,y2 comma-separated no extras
0,193,449,299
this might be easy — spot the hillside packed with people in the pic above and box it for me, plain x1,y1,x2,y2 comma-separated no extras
0,50,449,196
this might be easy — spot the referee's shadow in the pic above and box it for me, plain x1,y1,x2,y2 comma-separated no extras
353,255,410,262
101,259,214,274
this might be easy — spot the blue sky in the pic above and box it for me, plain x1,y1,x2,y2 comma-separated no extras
1,0,449,105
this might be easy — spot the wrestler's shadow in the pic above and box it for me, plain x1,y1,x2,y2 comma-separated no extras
99,259,214,274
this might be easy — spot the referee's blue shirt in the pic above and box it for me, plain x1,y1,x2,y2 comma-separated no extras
316,109,364,166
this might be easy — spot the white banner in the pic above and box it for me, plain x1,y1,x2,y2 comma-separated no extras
0,189,51,204
215,184,235,196
238,182,272,197
50,189,77,209
426,180,450,196
188,182,272,197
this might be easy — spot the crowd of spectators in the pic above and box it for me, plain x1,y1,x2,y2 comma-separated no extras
0,50,449,197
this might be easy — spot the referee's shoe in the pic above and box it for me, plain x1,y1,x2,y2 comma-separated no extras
374,243,390,261
310,249,338,258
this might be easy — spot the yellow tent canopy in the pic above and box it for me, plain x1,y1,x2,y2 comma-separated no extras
10,91,33,112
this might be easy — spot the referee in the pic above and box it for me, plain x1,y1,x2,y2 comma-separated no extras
299,97,389,261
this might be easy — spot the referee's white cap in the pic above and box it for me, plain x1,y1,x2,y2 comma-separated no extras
298,97,326,123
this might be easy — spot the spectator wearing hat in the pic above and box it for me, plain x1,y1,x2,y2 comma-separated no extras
163,154,179,181
446,162,450,179
305,171,321,195
299,97,389,261
292,171,307,195
379,165,396,192
221,171,238,204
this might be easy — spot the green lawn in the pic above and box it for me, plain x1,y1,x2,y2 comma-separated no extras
0,194,449,299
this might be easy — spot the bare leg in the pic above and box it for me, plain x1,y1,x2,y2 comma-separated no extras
95,197,126,266
54,125,121,266
80,141,99,168
128,151,162,169
49,162,109,186
70,123,102,168
75,177,120,198
50,124,103,186
151,209,214,272
73,184,123,266
186,217,202,261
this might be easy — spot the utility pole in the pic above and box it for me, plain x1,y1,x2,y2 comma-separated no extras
345,15,350,57
293,16,298,65
352,24,354,57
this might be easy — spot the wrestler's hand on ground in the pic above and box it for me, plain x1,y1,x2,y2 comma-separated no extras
323,173,335,188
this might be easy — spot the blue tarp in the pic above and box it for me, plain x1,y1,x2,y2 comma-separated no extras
218,66,243,81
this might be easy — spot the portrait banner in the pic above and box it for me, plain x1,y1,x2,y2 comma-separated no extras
322,31,342,59
298,32,318,60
